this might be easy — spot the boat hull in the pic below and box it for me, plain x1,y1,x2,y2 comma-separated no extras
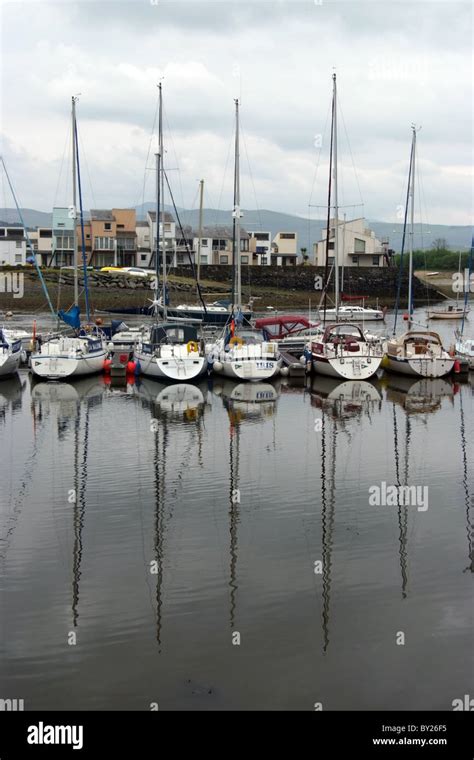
212,357,281,381
30,351,107,380
0,347,22,377
384,354,454,378
312,353,382,380
136,352,207,381
426,311,468,320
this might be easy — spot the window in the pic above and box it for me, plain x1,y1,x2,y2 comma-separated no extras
328,242,334,250
39,230,53,238
280,233,295,240
201,255,208,264
104,223,112,231
201,239,208,246
354,238,366,253
15,254,22,262
144,235,149,241
95,237,114,250
117,224,124,229
16,241,22,248
58,223,65,227
261,257,267,265
177,254,185,264
86,234,90,239
0,229,5,236
352,255,359,264
372,256,379,266
241,255,249,264
220,255,229,264
254,233,269,241
140,254,148,262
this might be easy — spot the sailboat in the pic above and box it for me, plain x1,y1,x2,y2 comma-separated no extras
0,328,22,377
307,74,383,381
385,127,454,378
455,236,474,368
206,99,282,381
30,97,107,380
427,251,470,319
134,84,207,382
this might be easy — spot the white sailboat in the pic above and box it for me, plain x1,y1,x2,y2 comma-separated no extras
308,74,383,381
454,236,474,369
134,83,208,382
207,99,282,382
385,127,454,378
319,304,385,321
0,328,22,377
31,96,107,381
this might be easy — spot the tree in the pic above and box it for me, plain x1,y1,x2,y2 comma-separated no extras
432,238,448,252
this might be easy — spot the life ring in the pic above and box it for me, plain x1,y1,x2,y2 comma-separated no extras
229,336,244,346
187,340,199,354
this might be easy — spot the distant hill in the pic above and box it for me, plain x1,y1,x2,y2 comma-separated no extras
1,205,471,254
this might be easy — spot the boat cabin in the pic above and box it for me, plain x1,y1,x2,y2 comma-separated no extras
149,323,200,346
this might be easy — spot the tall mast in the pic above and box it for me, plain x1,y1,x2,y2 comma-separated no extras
72,96,79,308
332,73,339,317
159,83,167,320
154,150,160,307
233,99,242,310
197,179,204,283
408,125,416,322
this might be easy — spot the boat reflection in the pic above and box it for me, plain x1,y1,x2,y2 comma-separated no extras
212,379,280,424
136,377,207,423
309,376,382,421
0,373,25,422
384,375,454,414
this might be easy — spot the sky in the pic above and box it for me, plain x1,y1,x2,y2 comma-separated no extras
0,0,472,225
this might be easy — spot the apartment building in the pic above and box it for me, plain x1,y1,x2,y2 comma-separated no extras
0,224,27,266
271,232,298,266
313,217,391,268
248,231,272,265
51,207,75,267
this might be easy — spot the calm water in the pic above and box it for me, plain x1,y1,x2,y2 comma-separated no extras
1,310,473,711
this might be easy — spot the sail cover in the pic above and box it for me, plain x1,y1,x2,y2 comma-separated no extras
58,305,81,329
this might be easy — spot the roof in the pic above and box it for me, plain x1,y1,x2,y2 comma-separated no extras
136,221,149,227
91,209,115,221
147,211,175,222
196,225,249,239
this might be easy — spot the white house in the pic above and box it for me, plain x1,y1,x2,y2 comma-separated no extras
147,211,177,268
313,217,390,268
0,225,27,266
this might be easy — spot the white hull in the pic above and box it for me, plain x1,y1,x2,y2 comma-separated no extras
454,340,474,369
312,353,382,380
319,308,384,322
136,351,207,381
31,351,107,380
384,354,454,378
0,347,22,377
213,356,281,381
426,310,468,320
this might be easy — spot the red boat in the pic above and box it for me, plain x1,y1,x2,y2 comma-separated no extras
255,315,320,341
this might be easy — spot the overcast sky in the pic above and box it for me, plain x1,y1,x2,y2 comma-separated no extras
0,0,472,225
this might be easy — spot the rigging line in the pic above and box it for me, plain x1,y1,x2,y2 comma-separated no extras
164,171,207,312
0,156,55,316
392,140,414,335
459,388,473,573
309,98,331,209
53,123,70,210
137,92,160,213
239,117,263,232
77,129,98,211
215,130,233,229
337,96,364,208
163,106,186,222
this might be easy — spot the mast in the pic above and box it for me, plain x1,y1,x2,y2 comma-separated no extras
159,83,167,320
408,125,416,323
332,73,339,317
197,179,204,283
154,150,160,307
72,96,79,308
232,99,242,310
322,82,334,320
